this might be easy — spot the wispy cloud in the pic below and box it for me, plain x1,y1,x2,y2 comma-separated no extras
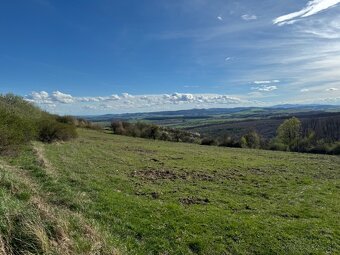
273,0,340,25
251,85,278,92
217,16,223,21
300,17,340,38
253,80,280,85
326,87,339,91
241,14,257,21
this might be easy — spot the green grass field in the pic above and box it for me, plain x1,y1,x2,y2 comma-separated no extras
1,128,339,254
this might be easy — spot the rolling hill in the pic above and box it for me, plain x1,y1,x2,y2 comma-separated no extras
1,128,339,254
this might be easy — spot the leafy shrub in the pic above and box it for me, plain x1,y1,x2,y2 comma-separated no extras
0,94,78,151
201,138,217,146
159,131,171,141
330,142,340,155
268,138,289,151
240,131,261,149
111,121,124,135
218,135,240,148
111,120,200,144
38,119,77,143
0,96,39,154
140,124,160,139
56,115,76,125
75,118,102,130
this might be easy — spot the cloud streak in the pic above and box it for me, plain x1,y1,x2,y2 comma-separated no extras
253,80,280,85
251,85,278,92
25,91,247,114
273,0,340,25
241,14,257,21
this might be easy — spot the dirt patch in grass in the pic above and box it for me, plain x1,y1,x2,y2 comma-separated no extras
134,191,161,199
123,146,156,155
248,168,267,175
131,169,215,182
179,197,210,205
132,169,183,181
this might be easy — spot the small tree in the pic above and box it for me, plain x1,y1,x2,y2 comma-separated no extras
111,121,125,135
276,117,301,151
219,135,240,148
201,138,217,146
240,131,261,149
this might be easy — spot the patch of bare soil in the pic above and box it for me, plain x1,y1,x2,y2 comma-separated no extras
131,169,215,182
134,191,161,199
179,197,210,205
124,146,156,155
131,169,186,181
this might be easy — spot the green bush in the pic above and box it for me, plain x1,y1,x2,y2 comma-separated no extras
38,119,78,143
0,94,78,153
201,138,217,146
240,131,261,149
268,138,289,151
218,135,241,148
75,118,102,130
56,115,76,125
110,120,201,144
330,142,340,155
0,106,37,154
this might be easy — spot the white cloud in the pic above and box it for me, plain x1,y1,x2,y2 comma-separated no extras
253,80,280,84
110,94,121,100
25,91,246,114
252,85,278,92
273,0,340,25
300,88,310,92
326,87,339,91
241,14,257,21
51,91,74,104
169,93,194,102
121,93,134,99
217,16,223,21
25,91,54,105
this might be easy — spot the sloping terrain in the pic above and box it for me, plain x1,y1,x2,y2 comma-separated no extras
1,129,339,254
185,112,340,141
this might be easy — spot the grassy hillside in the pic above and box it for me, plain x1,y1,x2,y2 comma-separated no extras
0,94,77,155
1,129,339,254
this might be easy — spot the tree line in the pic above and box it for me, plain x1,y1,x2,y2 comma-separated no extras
111,121,201,143
111,117,340,155
203,117,340,155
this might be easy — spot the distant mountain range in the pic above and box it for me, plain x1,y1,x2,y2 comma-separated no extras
80,104,340,122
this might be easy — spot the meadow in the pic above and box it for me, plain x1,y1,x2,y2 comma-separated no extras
1,128,339,254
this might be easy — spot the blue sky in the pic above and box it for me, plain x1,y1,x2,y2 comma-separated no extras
1,0,340,114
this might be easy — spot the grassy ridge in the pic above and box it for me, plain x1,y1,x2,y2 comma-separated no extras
1,129,338,254
0,94,77,155
0,145,116,254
